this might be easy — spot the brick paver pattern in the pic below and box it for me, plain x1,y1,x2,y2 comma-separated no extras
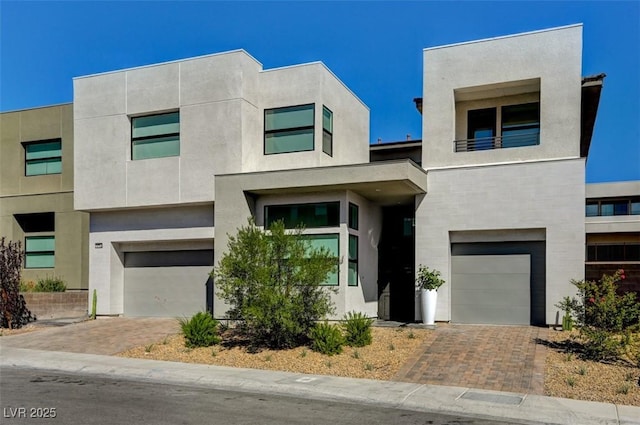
394,324,548,394
0,318,178,355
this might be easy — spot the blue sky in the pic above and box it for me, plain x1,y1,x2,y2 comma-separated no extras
1,1,638,183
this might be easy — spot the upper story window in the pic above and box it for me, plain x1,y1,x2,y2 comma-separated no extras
456,102,540,152
265,202,340,229
348,203,358,230
23,139,62,176
131,112,180,160
264,104,314,154
586,198,640,217
322,106,333,156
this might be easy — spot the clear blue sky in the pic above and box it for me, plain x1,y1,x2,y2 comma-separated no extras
1,1,638,183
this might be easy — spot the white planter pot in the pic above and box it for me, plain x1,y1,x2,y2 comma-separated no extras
420,288,437,325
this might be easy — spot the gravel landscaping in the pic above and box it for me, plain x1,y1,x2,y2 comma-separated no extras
544,329,640,406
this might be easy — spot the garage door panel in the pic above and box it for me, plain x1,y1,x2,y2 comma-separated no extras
451,254,530,325
451,288,529,307
123,249,213,317
453,306,530,325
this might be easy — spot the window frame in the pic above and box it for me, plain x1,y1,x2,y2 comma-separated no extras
23,139,62,176
264,201,340,229
348,233,358,287
302,233,340,286
131,111,180,161
348,203,359,230
264,103,315,155
24,235,55,269
322,105,333,157
585,198,640,217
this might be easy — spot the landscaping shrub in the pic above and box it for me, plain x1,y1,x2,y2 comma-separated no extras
214,219,337,349
0,237,35,328
342,311,374,347
179,312,221,348
310,322,344,355
34,276,67,292
561,270,640,362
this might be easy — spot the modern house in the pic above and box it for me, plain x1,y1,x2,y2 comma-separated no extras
3,23,636,325
0,104,89,290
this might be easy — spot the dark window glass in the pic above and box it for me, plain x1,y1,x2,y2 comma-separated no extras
467,108,496,150
586,245,597,261
348,234,358,286
265,202,340,229
501,103,540,148
348,203,358,230
585,203,599,217
625,244,640,261
600,203,614,216
613,201,629,216
631,201,640,215
131,112,180,160
265,104,314,154
322,106,332,156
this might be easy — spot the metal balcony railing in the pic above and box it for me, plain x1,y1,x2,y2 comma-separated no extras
454,132,540,152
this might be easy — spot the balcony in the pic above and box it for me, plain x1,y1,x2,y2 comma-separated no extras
454,132,540,152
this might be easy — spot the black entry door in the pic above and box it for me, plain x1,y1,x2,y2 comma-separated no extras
378,205,415,322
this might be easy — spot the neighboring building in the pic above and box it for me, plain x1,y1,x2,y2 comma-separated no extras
0,104,89,290
6,24,633,325
585,181,640,293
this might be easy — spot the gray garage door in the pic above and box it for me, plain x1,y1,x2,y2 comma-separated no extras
123,250,213,317
451,254,530,325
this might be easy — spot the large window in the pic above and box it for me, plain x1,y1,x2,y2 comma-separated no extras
24,139,62,176
322,106,333,156
586,198,640,216
265,202,340,229
304,234,339,285
501,103,540,148
348,234,358,286
131,112,180,160
265,104,314,154
587,244,640,262
25,236,55,269
458,102,540,152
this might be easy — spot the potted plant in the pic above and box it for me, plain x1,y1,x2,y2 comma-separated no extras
416,265,445,325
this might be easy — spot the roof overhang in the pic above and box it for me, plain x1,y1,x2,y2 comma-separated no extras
216,160,428,206
581,73,606,158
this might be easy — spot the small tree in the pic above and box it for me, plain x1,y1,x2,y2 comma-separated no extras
0,237,35,328
214,219,337,349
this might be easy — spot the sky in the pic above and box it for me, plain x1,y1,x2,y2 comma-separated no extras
1,1,638,183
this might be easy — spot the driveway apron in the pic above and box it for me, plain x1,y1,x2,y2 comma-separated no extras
0,318,179,355
394,324,548,394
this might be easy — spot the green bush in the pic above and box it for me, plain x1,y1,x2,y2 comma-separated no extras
561,270,640,362
214,219,337,349
178,312,221,348
34,276,66,292
342,311,374,347
310,322,344,355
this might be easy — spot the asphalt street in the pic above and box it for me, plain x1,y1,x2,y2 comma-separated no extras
0,367,525,425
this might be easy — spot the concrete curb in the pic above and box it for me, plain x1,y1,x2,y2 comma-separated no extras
1,344,638,425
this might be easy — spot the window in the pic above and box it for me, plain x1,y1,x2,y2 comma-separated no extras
25,236,55,268
586,202,599,217
632,201,640,215
587,244,640,262
265,202,340,229
264,104,314,154
24,139,62,176
501,103,540,148
600,202,614,216
467,108,496,150
458,102,540,152
131,112,180,160
322,106,333,156
348,203,358,230
304,234,339,285
348,234,358,286
613,201,629,216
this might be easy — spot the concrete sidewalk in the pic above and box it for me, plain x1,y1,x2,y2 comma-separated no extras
1,344,638,425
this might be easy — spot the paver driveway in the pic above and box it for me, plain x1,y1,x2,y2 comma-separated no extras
0,317,178,355
394,324,548,394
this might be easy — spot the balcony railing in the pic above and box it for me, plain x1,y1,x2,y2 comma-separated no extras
454,132,540,152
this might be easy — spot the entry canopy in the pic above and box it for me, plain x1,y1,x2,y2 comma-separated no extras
217,160,428,206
